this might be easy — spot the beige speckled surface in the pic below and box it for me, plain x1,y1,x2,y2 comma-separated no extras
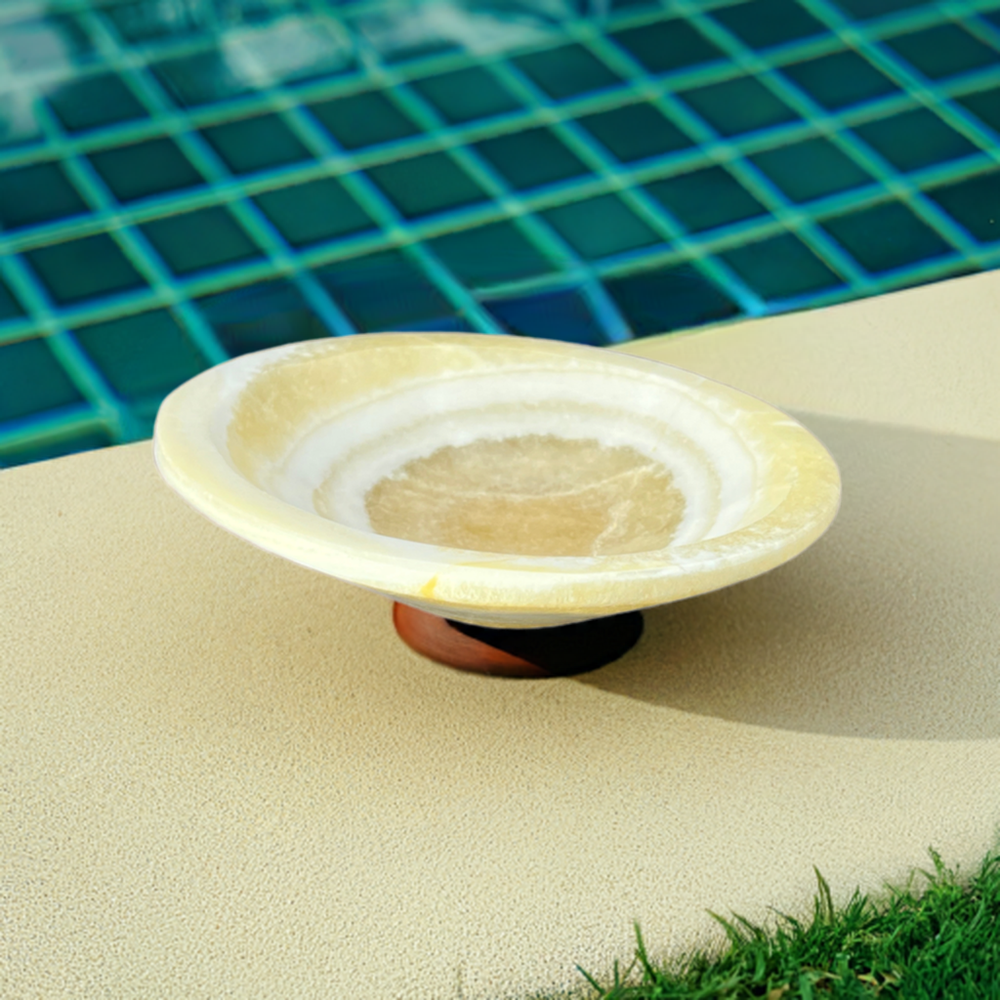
2,272,999,999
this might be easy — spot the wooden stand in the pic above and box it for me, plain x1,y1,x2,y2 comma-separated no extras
392,602,644,678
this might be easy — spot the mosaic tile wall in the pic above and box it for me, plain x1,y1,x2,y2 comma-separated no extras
1,0,999,467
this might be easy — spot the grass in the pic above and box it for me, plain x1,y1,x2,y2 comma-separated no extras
538,846,1000,1000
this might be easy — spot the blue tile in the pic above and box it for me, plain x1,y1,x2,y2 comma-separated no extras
645,166,767,232
780,50,899,110
0,161,89,230
485,289,606,345
852,109,978,173
88,137,204,203
47,72,148,132
610,18,724,74
473,127,588,191
679,75,799,136
513,44,624,99
750,138,874,202
253,177,375,247
0,337,83,422
542,195,661,259
719,232,843,298
140,206,261,276
24,234,147,305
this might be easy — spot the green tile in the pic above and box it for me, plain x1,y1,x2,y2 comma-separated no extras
645,166,767,232
780,50,898,110
679,75,798,136
0,91,42,149
719,232,843,299
513,44,624,100
366,152,487,219
47,72,147,132
0,15,92,74
197,279,330,357
820,200,953,272
473,127,588,191
610,18,724,74
542,195,661,259
427,220,552,287
750,138,874,202
0,277,24,322
884,24,1000,80
309,90,419,150
201,113,312,175
577,102,693,162
140,206,261,276
24,233,146,305
410,66,521,124
150,49,255,108
0,337,83,422
956,86,1000,135
711,0,826,50
0,161,89,230
73,309,208,401
927,169,1000,243
253,177,375,247
853,109,978,173
0,429,114,469
88,137,204,203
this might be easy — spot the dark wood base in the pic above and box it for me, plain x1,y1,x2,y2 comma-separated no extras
392,602,644,678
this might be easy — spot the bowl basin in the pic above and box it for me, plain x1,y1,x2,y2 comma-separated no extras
153,333,841,628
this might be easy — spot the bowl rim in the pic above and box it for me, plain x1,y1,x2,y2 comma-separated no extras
153,332,842,622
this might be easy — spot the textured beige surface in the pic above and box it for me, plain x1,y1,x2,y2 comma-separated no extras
2,273,999,999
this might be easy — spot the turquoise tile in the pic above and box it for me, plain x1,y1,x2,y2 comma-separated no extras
711,0,826,50
0,14,92,74
821,200,953,272
605,264,740,335
427,220,552,287
513,44,624,99
750,138,874,202
852,109,978,172
577,103,693,163
0,337,84,422
253,177,375,247
0,277,24,322
309,90,419,150
88,136,204,203
780,50,899,110
366,152,488,219
485,289,606,345
140,207,261,276
719,232,844,299
73,309,208,401
679,75,799,136
0,161,89,230
410,67,522,124
609,19,724,74
197,279,330,356
542,195,661,259
0,91,42,150
645,166,767,232
201,113,312,175
927,169,1000,243
47,72,148,132
473,127,588,191
956,86,1000,135
884,23,1000,80
103,0,204,43
0,430,113,469
150,49,256,107
24,234,146,305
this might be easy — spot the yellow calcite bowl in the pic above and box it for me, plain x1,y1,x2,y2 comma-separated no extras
153,333,841,628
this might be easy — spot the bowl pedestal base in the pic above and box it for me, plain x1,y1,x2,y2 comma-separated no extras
392,602,644,678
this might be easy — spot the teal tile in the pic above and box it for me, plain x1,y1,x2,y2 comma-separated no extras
201,113,312,175
314,251,458,331
750,138,874,202
513,44,624,99
485,289,606,345
473,127,588,191
309,90,419,150
956,86,1000,135
820,200,953,272
610,18,724,74
73,309,207,401
253,177,375,247
679,75,799,136
605,264,739,335
47,72,147,132
577,102,693,162
645,166,766,232
150,49,255,108
884,24,1000,79
410,66,522,124
24,234,146,305
0,277,24,322
0,429,113,469
0,162,89,230
832,0,930,19
0,15,92,74
427,221,552,287
780,50,898,110
104,0,203,42
928,169,1000,243
0,91,42,150
542,195,661,259
720,232,843,299
0,337,83,422
197,279,330,357
140,206,261,276
366,152,487,219
711,0,826,50
853,109,978,173
88,137,204,203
